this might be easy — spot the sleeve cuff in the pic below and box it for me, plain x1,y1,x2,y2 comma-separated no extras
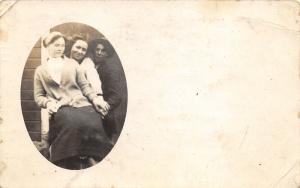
42,99,51,109
89,93,98,102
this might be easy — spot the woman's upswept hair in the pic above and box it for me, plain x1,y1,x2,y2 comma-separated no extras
42,31,65,48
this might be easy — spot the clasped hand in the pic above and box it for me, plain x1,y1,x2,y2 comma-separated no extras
46,101,62,115
92,96,110,118
47,97,110,118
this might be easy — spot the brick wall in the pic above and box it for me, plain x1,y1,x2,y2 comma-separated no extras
21,39,41,141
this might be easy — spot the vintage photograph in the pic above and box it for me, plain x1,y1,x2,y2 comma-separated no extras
20,22,128,170
1,1,299,187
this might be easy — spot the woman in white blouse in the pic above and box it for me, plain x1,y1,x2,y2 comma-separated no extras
67,35,109,117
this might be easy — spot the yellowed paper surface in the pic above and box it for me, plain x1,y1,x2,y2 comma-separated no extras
0,1,300,187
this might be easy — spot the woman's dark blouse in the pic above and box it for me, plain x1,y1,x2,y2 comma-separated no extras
96,54,127,135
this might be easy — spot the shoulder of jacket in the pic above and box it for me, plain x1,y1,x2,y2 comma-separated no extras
81,57,94,67
64,56,80,67
35,64,45,73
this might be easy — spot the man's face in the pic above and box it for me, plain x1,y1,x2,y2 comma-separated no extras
70,40,88,62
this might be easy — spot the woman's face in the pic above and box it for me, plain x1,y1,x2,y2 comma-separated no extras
95,43,108,58
70,40,88,62
47,37,65,58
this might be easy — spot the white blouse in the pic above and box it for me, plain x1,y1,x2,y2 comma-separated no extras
46,57,64,85
80,57,103,95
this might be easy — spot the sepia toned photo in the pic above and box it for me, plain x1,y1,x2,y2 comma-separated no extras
20,22,128,170
1,1,300,187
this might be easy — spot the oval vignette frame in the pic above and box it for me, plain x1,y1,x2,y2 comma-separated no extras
20,22,128,170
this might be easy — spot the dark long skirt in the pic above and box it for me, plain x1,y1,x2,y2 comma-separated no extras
49,106,113,163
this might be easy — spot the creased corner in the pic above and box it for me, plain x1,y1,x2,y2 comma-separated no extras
0,0,18,19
